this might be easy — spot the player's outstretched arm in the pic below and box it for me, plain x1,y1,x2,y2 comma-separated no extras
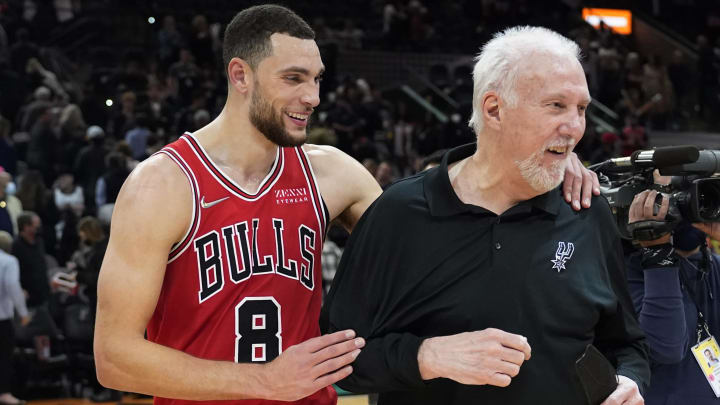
94,154,363,401
304,144,382,231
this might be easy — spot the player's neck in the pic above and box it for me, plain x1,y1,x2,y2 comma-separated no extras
192,107,279,184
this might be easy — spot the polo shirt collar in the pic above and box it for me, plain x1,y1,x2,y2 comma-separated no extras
424,143,562,217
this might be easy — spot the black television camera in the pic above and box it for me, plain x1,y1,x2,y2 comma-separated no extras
590,146,720,240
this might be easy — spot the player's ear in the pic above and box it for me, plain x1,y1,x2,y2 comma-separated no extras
227,58,253,95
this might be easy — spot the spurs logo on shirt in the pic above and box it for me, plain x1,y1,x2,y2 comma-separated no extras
145,132,335,405
551,241,575,272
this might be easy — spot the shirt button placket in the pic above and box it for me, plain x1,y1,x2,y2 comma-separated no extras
493,217,502,252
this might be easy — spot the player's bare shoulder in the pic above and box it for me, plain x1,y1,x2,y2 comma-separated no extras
112,153,193,244
303,144,381,227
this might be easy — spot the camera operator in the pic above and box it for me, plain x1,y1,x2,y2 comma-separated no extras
627,186,720,404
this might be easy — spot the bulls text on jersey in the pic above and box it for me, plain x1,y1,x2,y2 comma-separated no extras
193,218,316,303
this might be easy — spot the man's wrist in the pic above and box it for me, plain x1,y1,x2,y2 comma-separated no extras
417,337,442,380
232,362,268,399
640,243,678,269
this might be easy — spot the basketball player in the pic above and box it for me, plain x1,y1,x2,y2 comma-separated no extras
93,5,600,405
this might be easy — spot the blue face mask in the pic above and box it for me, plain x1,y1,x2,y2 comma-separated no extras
5,181,15,196
673,221,706,251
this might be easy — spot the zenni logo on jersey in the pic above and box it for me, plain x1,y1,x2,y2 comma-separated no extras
275,187,310,205
551,241,574,272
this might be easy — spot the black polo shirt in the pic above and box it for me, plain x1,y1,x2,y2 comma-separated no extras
322,143,649,404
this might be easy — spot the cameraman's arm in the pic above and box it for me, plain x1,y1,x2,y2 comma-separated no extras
627,190,690,364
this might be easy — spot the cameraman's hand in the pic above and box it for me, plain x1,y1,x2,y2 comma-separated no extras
692,223,720,241
629,190,671,247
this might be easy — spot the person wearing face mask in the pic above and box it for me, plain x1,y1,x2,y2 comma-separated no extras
627,190,720,405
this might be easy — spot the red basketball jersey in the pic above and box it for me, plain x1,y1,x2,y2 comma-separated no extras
147,133,335,405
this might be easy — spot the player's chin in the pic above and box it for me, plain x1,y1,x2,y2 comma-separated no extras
284,129,309,146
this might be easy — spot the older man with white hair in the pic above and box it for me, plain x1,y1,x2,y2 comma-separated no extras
323,26,649,405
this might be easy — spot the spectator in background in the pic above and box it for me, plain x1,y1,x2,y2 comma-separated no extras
144,81,173,135
15,171,58,258
189,15,215,68
641,55,674,130
25,58,66,100
9,28,38,77
667,50,691,112
108,91,137,139
0,170,22,235
125,113,152,160
113,141,140,171
67,217,106,320
95,153,129,208
17,86,51,132
375,160,396,189
25,101,57,184
74,126,107,214
168,48,200,106
53,174,84,217
157,15,185,71
0,230,30,405
12,211,49,308
0,114,16,176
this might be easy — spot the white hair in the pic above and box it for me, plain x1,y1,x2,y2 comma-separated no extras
468,26,582,134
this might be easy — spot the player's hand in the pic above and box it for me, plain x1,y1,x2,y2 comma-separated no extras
600,375,644,405
258,329,364,401
563,152,600,211
417,328,531,387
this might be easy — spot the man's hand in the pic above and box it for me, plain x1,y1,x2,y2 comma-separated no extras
563,152,600,211
259,330,364,401
417,328,531,387
629,190,671,247
600,375,644,405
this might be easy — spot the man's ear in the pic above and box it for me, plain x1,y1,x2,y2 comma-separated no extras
483,92,502,131
227,58,253,95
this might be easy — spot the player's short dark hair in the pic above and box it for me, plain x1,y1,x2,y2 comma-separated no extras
222,4,315,71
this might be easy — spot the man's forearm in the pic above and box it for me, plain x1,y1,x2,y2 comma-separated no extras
336,332,425,393
96,336,266,400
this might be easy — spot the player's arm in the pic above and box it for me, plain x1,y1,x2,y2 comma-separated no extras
305,144,382,232
94,155,363,401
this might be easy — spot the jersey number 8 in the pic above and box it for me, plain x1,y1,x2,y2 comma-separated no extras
235,297,281,363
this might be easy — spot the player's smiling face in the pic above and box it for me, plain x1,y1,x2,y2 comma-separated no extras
250,33,324,147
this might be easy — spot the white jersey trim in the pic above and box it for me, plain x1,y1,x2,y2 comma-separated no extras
182,132,284,202
157,148,202,264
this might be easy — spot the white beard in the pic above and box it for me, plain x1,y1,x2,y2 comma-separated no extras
515,149,568,193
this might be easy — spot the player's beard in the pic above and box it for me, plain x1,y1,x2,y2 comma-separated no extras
249,82,307,147
514,143,570,193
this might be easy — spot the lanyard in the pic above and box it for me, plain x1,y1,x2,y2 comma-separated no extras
678,253,713,344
